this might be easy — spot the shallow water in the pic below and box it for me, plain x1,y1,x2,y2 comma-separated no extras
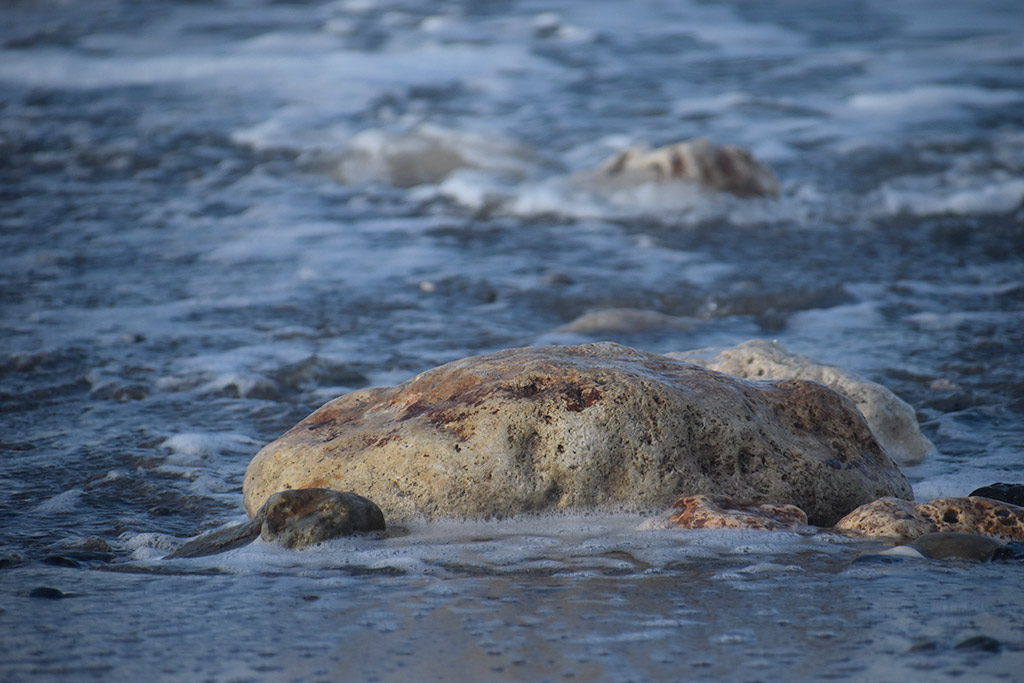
2,0,1023,680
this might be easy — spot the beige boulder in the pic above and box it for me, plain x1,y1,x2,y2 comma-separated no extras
667,340,936,466
244,343,911,526
835,496,1024,543
641,495,811,532
589,138,780,198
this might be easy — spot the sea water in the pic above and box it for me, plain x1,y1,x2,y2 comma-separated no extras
1,0,1023,680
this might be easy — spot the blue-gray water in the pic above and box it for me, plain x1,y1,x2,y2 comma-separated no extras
1,0,1022,680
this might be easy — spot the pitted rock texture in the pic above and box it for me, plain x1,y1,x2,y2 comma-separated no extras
591,138,780,198
667,339,936,466
641,495,810,532
244,343,912,526
835,496,1024,543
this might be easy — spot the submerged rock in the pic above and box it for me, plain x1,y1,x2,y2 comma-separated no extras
588,137,780,198
835,496,1024,543
667,339,936,466
259,488,385,549
969,482,1024,507
244,343,911,526
167,488,385,558
641,495,810,532
910,532,1003,562
554,308,697,336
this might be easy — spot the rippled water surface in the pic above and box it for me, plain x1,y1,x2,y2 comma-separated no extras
2,0,1023,680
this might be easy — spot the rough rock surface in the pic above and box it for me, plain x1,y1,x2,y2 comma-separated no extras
590,138,780,198
641,495,810,532
667,339,936,466
167,488,384,558
244,343,911,526
834,496,1024,543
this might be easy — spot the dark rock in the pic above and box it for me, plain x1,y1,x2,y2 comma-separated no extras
63,536,114,553
993,542,1024,561
954,635,1001,653
969,483,1024,507
166,488,386,558
909,532,1003,562
259,488,386,549
29,586,65,599
42,550,114,568
0,553,25,569
165,519,261,559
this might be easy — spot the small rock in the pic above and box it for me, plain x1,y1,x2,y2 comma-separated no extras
909,532,1003,562
590,138,780,198
259,488,386,549
555,308,696,336
955,635,1002,653
63,536,114,553
167,488,386,558
835,496,1024,543
969,483,1024,507
643,494,810,531
29,586,65,600
42,550,114,568
165,519,261,559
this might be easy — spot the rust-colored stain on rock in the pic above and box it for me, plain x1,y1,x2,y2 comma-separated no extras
243,343,911,524
835,496,1024,543
659,494,810,531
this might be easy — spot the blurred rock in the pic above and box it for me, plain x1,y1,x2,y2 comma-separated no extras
910,532,1003,561
835,496,1024,543
588,137,780,198
555,308,696,335
245,342,911,526
668,339,936,466
641,494,810,531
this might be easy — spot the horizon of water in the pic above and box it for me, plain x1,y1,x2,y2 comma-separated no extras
2,0,1023,680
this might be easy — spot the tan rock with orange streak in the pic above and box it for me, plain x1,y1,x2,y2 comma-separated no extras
641,495,811,532
244,343,912,525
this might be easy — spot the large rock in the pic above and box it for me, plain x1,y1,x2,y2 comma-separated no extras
834,496,1024,543
667,340,936,466
588,138,780,198
244,343,911,526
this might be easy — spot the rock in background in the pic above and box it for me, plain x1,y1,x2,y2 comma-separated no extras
585,137,780,198
244,343,911,526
